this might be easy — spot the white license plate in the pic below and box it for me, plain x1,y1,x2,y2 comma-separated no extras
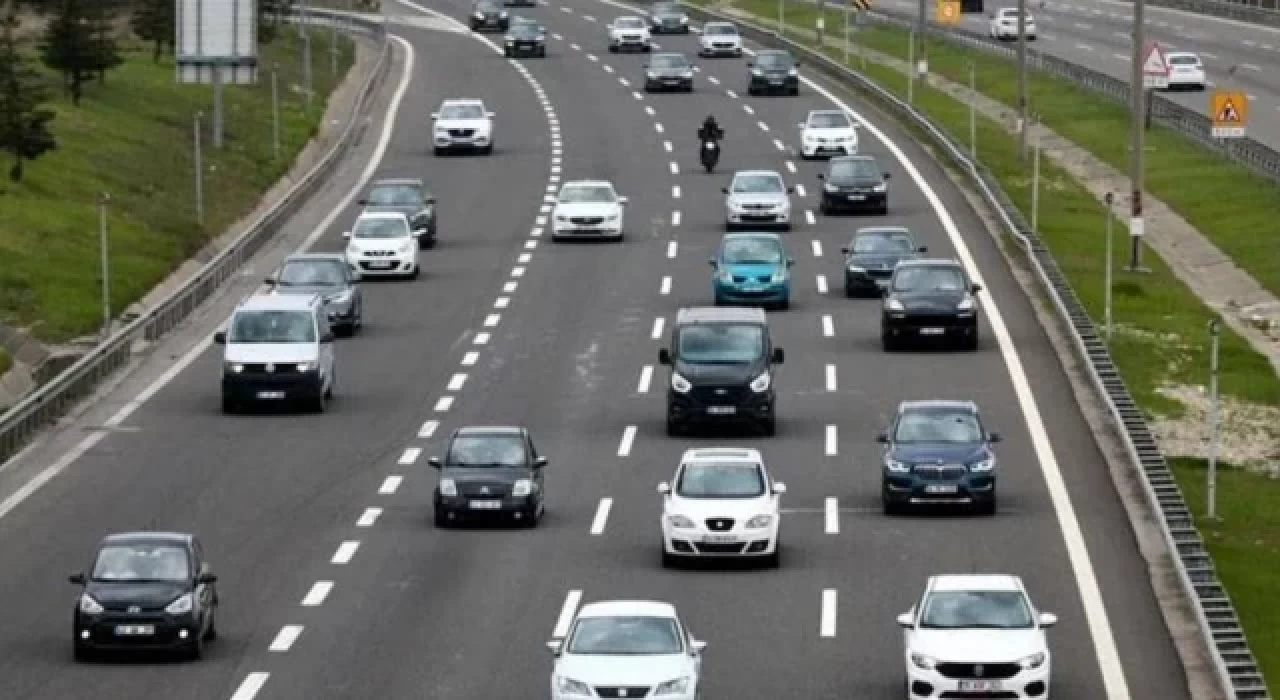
114,625,155,636
769,79,784,84
848,194,865,200
919,327,945,335
257,391,285,399
469,500,503,509
875,279,890,287
703,535,739,543
925,484,958,494
706,406,736,415
958,680,1002,691
366,261,393,269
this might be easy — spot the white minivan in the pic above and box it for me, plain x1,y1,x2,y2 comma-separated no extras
214,293,336,414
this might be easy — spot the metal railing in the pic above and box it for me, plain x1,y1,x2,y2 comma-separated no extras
0,15,393,465
1132,0,1280,27
680,3,1271,698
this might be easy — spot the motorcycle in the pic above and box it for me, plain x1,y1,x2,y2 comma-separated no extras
700,139,720,173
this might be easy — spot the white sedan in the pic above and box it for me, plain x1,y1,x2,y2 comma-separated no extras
343,211,418,279
607,16,652,52
988,8,1036,40
1165,51,1206,90
659,447,784,567
897,574,1056,699
698,21,743,57
548,600,705,700
551,180,627,241
798,109,858,159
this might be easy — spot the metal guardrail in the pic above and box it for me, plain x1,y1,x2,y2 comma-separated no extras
680,3,1271,699
852,7,1280,184
1135,0,1280,27
0,15,392,465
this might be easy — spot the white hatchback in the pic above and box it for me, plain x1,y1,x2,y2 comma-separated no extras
799,109,858,158
1165,51,1206,90
551,180,628,241
698,21,743,57
343,211,418,279
608,16,652,52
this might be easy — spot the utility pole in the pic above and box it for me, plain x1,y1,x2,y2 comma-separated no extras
97,192,111,342
1016,0,1028,158
1206,319,1221,520
916,0,927,84
1127,0,1150,272
1103,192,1115,341
194,111,205,226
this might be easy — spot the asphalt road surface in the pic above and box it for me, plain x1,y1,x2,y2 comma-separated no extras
0,0,1198,698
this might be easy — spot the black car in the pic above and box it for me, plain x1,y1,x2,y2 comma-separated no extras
266,253,364,335
469,1,509,31
649,1,690,33
818,155,890,215
70,532,219,661
430,426,547,527
841,227,926,297
659,307,784,436
746,50,799,96
881,259,982,351
644,52,694,92
504,22,547,57
879,400,1001,515
359,177,437,248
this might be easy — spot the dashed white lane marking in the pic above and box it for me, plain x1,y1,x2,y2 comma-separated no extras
591,498,613,535
785,160,797,173
230,673,270,700
552,32,563,39
1075,42,1092,50
1243,39,1257,46
301,581,334,607
379,475,403,495
496,296,512,309
447,373,468,391
795,184,806,197
825,425,838,456
637,365,654,393
560,5,570,10
484,313,502,328
525,238,539,250
743,104,755,114
708,75,719,85
617,426,638,457
512,266,526,277
461,352,479,367
672,185,681,198
632,91,644,100
570,42,580,50
1073,21,1091,29
671,210,682,226
664,141,673,152
666,241,678,258
583,13,595,21
773,139,785,151
821,589,838,638
356,507,382,527
660,276,672,295
620,77,631,86
825,364,837,392
474,332,490,345
269,625,304,652
1240,63,1261,71
669,161,679,174
651,316,666,339
398,447,422,465
419,420,440,437
655,122,664,133
757,120,769,132
726,89,738,98
553,590,583,638
1112,53,1128,61
645,105,656,116
821,315,834,337
811,240,823,257
825,497,839,534
816,274,828,294
434,396,454,412
603,64,614,73
587,53,599,62
805,210,816,225
331,541,360,565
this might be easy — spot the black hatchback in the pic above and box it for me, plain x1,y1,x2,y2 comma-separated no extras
881,259,982,351
818,155,891,215
879,400,1001,515
430,426,547,527
746,50,799,96
841,227,926,297
469,0,508,31
70,532,219,661
644,52,695,92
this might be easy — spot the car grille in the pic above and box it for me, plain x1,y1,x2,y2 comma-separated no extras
695,542,748,553
619,33,644,40
731,275,774,284
901,312,963,325
448,129,475,138
662,18,680,25
594,687,650,698
570,216,604,225
690,385,748,403
238,363,306,375
741,202,775,210
935,662,1022,680
363,250,396,257
712,41,735,48
938,693,1018,699
458,481,511,497
705,517,735,531
866,267,893,279
911,464,968,480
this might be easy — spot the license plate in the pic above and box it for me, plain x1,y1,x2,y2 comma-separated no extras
115,625,155,636
848,194,865,200
740,285,764,292
706,406,736,415
958,680,1002,691
703,534,739,543
769,79,784,85
469,500,502,509
257,391,285,399
665,79,681,84
875,279,889,287
919,327,945,335
925,484,958,494
366,260,393,269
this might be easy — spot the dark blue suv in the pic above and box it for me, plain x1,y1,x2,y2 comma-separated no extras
878,400,1000,515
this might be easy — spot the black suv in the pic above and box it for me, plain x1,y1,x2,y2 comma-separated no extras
818,155,890,215
841,227,925,297
469,0,509,31
429,426,547,527
644,52,695,92
649,1,690,33
360,178,437,248
266,253,364,336
878,400,1001,515
746,50,799,96
881,259,981,351
504,21,547,57
658,307,784,436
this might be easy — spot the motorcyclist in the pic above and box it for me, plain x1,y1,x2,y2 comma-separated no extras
697,115,724,142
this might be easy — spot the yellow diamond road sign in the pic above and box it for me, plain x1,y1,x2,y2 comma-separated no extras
935,0,960,24
1210,89,1247,138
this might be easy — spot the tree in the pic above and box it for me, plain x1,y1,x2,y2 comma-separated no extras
87,0,121,84
0,3,56,181
131,0,174,61
40,0,92,104
259,0,295,44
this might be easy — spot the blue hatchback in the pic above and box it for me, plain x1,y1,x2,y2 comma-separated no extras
710,233,795,310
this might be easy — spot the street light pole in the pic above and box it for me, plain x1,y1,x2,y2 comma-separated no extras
1127,0,1149,272
1104,192,1114,341
97,192,111,342
1206,319,1222,520
968,61,977,160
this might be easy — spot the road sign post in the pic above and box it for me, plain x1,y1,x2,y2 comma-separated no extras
1141,41,1169,90
1210,89,1248,139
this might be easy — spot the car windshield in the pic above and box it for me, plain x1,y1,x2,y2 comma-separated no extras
91,544,190,582
722,238,784,264
731,174,784,194
756,52,793,68
998,9,1032,19
675,324,764,363
651,54,688,68
615,17,645,28
852,231,914,254
439,103,485,119
653,2,677,12
1169,55,1199,65
446,434,528,467
676,462,765,497
830,159,880,179
559,185,616,203
808,112,851,129
510,23,540,36
277,260,346,287
894,409,984,443
352,217,409,239
366,184,424,206
891,265,967,292
920,591,1034,629
704,24,736,35
228,310,315,343
476,2,499,10
568,616,683,655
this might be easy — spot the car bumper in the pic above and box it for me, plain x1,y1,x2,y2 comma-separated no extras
993,27,1036,38
822,191,886,211
645,76,693,90
471,18,508,30
74,612,201,651
726,209,790,228
662,523,779,557
504,41,544,54
552,223,622,238
882,313,977,342
714,281,790,304
435,494,538,521
433,134,492,150
907,664,1049,699
1166,74,1205,88
748,75,798,92
699,42,743,55
667,389,774,426
610,37,651,49
552,690,695,700
223,373,324,403
651,21,691,33
883,474,996,507
324,300,358,325
345,251,416,275
801,142,856,157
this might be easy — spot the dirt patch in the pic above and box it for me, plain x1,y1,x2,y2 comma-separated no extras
1150,384,1280,477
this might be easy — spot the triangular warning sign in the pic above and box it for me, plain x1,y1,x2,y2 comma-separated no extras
1217,99,1241,123
1141,44,1168,75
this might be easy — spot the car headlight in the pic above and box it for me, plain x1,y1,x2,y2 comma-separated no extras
847,264,865,273
473,11,483,18
680,16,688,22
957,296,975,311
885,298,905,312
296,362,316,372
751,68,763,76
667,514,696,528
749,372,771,393
554,676,592,695
788,67,798,75
224,362,244,373
873,183,887,192
604,213,619,222
399,242,414,254
671,372,691,393
165,593,193,615
499,10,508,17
718,270,733,283
439,478,458,496
79,594,104,615
682,69,693,77
885,458,910,473
1019,651,1046,669
727,199,742,211
770,271,787,284
745,514,773,528
646,71,657,79
555,215,569,222
804,133,818,142
326,289,353,304
346,245,359,257
910,652,937,670
654,677,690,695
512,479,533,497
505,38,514,43
824,183,839,192
969,456,995,471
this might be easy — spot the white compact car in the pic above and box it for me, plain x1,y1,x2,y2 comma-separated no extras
799,109,858,159
608,16,652,52
548,600,705,700
1165,51,1206,90
343,211,418,279
431,98,495,155
988,8,1036,40
698,21,743,56
724,170,793,231
897,574,1056,699
551,180,627,241
659,447,784,567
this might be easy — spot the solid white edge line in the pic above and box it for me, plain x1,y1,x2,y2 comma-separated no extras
301,581,334,606
229,672,271,700
820,589,837,638
824,497,839,534
590,498,613,535
331,541,360,565
617,426,638,456
553,590,584,638
268,625,304,652
637,365,654,393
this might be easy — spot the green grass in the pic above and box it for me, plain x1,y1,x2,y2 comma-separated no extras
0,348,9,376
0,28,355,343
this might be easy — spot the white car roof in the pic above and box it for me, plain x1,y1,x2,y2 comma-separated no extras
928,574,1024,593
1166,51,1198,59
440,98,486,107
561,179,615,189
356,211,410,221
681,447,763,464
577,600,678,619
733,169,784,178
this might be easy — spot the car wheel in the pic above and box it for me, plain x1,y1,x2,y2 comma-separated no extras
661,546,678,568
221,396,237,414
434,509,449,528
538,47,546,57
789,86,799,96
310,391,327,414
775,298,790,311
764,545,780,568
73,643,93,662
746,86,757,96
977,494,997,516
963,330,979,352
184,634,203,661
409,265,421,280
643,45,651,52
433,146,444,156
503,48,511,57
203,610,218,641
781,222,792,232
608,45,618,53
882,495,900,515
881,331,898,352
879,204,889,216
760,414,776,437
819,201,831,216
665,416,683,437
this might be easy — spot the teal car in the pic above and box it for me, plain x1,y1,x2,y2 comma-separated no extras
710,233,795,310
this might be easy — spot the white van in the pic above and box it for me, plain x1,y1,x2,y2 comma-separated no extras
214,293,336,413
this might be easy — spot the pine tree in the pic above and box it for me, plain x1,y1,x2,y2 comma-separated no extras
259,0,296,44
131,0,174,61
40,0,92,105
87,0,120,84
0,2,56,181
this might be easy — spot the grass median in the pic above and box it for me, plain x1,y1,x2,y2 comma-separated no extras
688,0,1280,689
0,29,355,344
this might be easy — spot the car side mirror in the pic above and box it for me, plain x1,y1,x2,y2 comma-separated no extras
1038,612,1058,628
534,456,548,469
796,122,805,128
720,187,729,194
357,198,368,206
691,639,707,654
342,231,352,239
430,112,439,119
658,348,672,365
618,196,628,205
771,347,785,363
840,246,850,254
876,432,889,443
486,111,496,118
428,457,442,469
988,432,1002,443
773,482,787,494
425,196,436,205
746,61,753,67
546,639,563,655
786,258,795,267
971,283,983,293
264,277,277,286
321,331,335,343
213,330,226,345
68,572,86,585
657,482,671,495
708,258,718,267
883,172,891,179
197,572,218,584
786,186,795,193
917,245,928,252
896,613,914,628
816,173,825,180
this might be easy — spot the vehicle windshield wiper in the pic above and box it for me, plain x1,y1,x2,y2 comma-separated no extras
451,461,520,468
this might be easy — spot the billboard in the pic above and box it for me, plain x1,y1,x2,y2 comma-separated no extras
176,0,259,84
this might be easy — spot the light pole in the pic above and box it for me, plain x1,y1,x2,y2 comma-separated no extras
1016,0,1028,158
1126,0,1150,272
97,192,111,342
271,64,281,160
1206,319,1222,520
1103,192,1114,342
968,61,977,160
193,111,205,226
1030,115,1041,234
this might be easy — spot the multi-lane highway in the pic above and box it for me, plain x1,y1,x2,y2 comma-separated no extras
0,0,1199,697
879,0,1280,147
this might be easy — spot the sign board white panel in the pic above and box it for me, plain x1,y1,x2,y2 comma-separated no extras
176,0,258,84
